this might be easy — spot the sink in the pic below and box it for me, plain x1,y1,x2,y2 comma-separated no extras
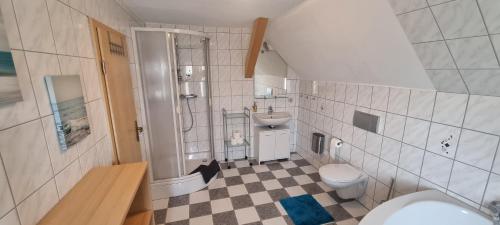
384,201,492,225
360,190,493,225
253,112,291,127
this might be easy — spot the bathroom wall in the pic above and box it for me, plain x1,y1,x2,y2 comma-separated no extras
0,0,141,224
295,81,500,212
141,22,299,162
388,0,500,96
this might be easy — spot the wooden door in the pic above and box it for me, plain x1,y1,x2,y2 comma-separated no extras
90,19,142,164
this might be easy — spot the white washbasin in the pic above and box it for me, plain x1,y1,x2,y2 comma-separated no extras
253,112,291,127
385,201,492,225
360,190,493,225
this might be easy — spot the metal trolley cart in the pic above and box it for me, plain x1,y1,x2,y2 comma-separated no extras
222,107,252,169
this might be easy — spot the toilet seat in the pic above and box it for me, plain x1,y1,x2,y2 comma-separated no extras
319,164,362,183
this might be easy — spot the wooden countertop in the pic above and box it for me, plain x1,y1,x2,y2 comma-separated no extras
38,162,151,225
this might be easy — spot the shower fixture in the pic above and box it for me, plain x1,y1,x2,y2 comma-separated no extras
180,93,198,132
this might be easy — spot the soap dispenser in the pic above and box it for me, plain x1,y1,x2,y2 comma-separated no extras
252,102,258,112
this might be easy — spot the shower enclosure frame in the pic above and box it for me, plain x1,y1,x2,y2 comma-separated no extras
131,27,215,186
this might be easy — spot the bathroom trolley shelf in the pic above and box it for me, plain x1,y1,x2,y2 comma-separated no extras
222,107,252,169
37,162,152,225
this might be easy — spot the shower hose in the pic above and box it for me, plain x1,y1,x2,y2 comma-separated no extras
183,98,194,132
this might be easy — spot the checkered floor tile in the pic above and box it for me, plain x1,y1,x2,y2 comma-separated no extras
154,154,369,225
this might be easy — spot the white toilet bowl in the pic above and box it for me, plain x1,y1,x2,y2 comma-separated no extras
319,163,368,199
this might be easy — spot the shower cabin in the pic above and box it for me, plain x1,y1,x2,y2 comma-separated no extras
132,28,215,199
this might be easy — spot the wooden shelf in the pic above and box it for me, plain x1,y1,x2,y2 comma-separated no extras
37,162,152,225
124,211,153,225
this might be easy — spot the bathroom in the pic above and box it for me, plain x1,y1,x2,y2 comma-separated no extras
1,0,500,224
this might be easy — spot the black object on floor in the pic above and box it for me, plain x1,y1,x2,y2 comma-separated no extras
190,160,221,183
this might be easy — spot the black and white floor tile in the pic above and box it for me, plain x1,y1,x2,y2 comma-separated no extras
153,154,369,225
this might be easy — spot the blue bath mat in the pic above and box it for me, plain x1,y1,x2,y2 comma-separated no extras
280,194,334,225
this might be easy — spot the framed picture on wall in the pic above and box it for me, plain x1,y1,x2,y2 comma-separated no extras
45,75,90,151
0,10,22,106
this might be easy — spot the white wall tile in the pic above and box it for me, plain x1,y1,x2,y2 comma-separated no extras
357,85,372,108
448,162,489,203
456,129,499,170
399,144,425,175
387,0,427,14
371,86,389,111
0,209,20,225
413,41,456,69
432,92,468,127
381,137,402,165
426,69,468,94
335,83,346,102
482,173,500,207
343,104,355,124
403,118,430,148
352,127,367,149
395,169,419,194
54,160,82,198
374,182,390,203
431,0,487,39
363,153,379,178
447,36,499,69
345,84,358,105
384,113,406,141
12,0,56,53
421,151,454,187
477,0,500,34
408,89,435,120
377,159,397,186
427,122,461,158
0,159,14,218
365,132,383,156
0,120,53,204
461,69,500,97
0,0,22,49
397,8,442,43
16,180,58,225
387,88,410,115
46,0,79,56
464,95,500,135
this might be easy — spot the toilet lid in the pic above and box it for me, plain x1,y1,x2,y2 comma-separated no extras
319,164,362,182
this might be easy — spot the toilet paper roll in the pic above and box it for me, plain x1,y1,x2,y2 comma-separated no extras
330,137,343,158
331,137,343,148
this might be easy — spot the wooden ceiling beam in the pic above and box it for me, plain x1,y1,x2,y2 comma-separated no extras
245,17,268,78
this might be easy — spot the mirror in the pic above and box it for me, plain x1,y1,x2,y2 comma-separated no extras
45,75,90,151
0,10,22,106
254,41,288,98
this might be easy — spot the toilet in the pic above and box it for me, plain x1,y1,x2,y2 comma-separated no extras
319,138,368,199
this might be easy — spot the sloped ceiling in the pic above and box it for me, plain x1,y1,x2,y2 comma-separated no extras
123,0,303,26
387,0,500,97
266,0,435,90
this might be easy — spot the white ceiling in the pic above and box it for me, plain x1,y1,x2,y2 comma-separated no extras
123,0,304,26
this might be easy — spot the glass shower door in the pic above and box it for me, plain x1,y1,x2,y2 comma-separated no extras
136,31,183,180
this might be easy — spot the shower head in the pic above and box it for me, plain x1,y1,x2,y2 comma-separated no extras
180,94,198,99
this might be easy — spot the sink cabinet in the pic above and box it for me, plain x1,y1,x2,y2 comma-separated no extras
254,126,290,164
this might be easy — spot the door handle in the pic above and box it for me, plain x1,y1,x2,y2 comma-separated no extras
135,120,143,141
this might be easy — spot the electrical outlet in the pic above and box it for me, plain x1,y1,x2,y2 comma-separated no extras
440,135,453,154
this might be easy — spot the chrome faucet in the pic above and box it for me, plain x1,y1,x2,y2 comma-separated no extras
488,201,500,225
268,106,273,115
